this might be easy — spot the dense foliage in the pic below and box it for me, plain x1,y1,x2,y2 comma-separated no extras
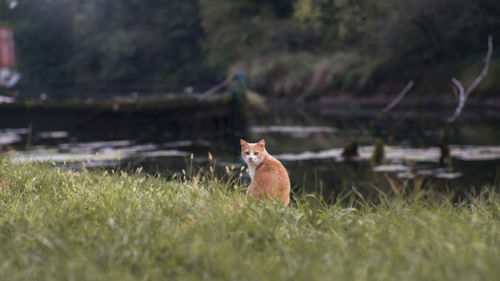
2,0,500,94
1,160,500,280
4,0,208,88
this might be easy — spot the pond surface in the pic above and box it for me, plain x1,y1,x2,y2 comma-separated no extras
2,103,500,200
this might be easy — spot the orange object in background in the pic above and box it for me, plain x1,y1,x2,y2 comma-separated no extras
0,28,16,68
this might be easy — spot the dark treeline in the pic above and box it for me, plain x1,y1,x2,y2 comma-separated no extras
2,0,500,96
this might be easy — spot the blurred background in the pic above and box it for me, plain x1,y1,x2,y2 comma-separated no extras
1,0,500,200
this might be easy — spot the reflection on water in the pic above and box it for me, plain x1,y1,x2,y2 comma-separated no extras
39,131,69,139
0,128,29,144
2,104,500,200
276,145,500,164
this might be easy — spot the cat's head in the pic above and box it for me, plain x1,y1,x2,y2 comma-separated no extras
240,139,266,166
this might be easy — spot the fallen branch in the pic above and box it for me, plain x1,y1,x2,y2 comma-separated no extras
198,79,229,100
447,35,493,123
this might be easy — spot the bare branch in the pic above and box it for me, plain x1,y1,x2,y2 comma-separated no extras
447,77,465,123
451,83,459,102
465,35,493,99
376,80,415,120
447,35,493,123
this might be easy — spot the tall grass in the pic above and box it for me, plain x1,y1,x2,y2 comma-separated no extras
231,52,379,99
0,159,499,281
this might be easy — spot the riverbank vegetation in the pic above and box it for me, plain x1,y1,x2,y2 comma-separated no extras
3,0,500,98
1,160,499,280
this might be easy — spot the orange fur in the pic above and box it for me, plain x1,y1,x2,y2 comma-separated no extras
240,139,290,205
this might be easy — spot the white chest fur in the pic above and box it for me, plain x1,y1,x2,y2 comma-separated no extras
248,164,256,181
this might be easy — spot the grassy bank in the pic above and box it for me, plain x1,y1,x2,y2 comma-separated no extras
1,160,499,281
232,53,500,100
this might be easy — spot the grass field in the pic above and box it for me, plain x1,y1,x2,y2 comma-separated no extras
0,159,499,281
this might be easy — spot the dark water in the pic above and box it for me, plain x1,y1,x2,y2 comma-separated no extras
2,103,500,200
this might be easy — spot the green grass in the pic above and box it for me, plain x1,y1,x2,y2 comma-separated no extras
1,159,499,281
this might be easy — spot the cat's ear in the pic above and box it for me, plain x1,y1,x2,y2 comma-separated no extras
240,139,248,147
257,139,265,147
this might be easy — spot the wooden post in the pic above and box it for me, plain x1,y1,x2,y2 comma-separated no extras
0,28,16,68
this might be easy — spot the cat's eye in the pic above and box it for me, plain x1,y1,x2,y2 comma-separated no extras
245,152,250,155
254,152,259,155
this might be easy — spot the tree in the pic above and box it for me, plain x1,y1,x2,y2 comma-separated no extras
71,0,207,86
199,0,296,70
9,0,75,86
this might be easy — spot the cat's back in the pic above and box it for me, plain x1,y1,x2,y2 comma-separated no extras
256,154,290,186
252,154,290,205
266,154,288,172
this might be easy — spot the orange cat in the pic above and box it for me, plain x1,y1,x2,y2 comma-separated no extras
240,139,290,205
